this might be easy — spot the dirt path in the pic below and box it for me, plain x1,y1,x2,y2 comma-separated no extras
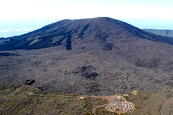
90,95,116,115
92,104,107,115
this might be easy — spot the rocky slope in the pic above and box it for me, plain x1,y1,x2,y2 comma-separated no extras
1,17,173,96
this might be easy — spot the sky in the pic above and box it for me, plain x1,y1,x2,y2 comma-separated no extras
0,0,173,37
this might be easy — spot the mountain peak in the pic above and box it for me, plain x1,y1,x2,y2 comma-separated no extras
0,17,173,51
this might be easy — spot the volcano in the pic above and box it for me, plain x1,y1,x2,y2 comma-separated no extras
1,17,173,51
1,17,173,95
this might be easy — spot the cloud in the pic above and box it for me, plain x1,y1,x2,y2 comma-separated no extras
11,29,21,31
16,29,21,31
10,27,38,32
23,28,28,31
2,29,10,32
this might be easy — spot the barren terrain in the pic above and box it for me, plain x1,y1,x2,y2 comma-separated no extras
0,17,173,96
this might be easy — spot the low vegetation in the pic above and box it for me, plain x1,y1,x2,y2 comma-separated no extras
0,82,108,115
0,82,173,115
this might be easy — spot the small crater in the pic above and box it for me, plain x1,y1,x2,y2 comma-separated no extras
24,79,35,85
103,43,114,51
134,58,161,69
83,72,99,79
73,66,98,79
73,66,94,74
